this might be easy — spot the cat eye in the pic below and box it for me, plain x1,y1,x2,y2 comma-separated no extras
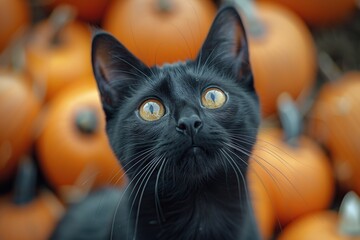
201,87,227,109
139,99,165,121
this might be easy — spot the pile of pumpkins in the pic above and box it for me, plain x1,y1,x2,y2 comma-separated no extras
0,0,359,239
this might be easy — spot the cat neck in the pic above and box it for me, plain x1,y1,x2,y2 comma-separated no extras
125,171,256,240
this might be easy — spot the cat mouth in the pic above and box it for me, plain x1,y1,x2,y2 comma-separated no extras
184,145,206,159
190,146,204,153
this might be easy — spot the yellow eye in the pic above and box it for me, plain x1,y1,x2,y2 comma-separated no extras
139,99,165,121
201,87,227,109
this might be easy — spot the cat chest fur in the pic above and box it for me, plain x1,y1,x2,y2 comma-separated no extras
137,194,246,240
126,177,255,240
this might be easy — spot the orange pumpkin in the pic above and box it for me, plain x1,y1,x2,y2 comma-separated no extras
277,192,360,240
0,158,64,240
48,0,111,22
308,72,360,195
277,211,347,240
243,2,316,117
0,0,30,52
0,192,63,240
258,0,356,26
103,0,217,66
248,169,276,239
0,70,41,182
25,6,93,102
36,84,125,202
250,128,334,225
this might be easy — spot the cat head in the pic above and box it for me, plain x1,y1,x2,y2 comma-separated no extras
92,6,260,186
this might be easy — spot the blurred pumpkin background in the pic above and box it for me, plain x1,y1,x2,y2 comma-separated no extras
0,0,359,239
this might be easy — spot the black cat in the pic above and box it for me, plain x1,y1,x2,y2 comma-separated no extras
51,5,261,240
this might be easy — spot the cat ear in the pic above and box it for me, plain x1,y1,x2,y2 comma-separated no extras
91,31,149,118
196,6,253,89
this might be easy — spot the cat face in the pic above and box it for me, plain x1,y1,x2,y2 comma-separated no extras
92,6,260,185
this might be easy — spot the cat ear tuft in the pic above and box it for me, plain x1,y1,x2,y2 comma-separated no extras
197,6,253,89
91,31,148,118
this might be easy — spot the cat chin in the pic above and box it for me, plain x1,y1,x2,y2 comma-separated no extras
180,146,208,166
184,146,205,159
173,146,220,182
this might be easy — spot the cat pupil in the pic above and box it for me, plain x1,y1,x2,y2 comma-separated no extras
210,92,216,102
149,104,154,114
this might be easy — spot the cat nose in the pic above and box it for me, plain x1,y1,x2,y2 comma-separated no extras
176,115,203,135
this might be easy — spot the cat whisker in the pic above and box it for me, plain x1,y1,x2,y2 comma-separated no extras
115,139,159,156
117,144,160,173
226,141,304,204
227,136,254,146
225,141,280,176
105,167,127,186
227,132,304,167
228,135,302,172
222,142,249,166
110,150,159,239
227,136,309,229
219,148,242,200
96,147,161,224
115,157,156,239
155,156,168,225
219,147,251,209
132,155,164,240
224,141,285,191
215,150,230,179
226,129,319,164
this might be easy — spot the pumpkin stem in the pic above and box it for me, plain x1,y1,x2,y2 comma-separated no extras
156,0,173,13
318,51,343,82
49,5,77,46
230,0,266,37
277,93,302,147
0,27,28,72
75,108,99,135
13,157,37,205
339,191,360,236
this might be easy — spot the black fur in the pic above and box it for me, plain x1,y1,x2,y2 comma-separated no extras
51,5,261,240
